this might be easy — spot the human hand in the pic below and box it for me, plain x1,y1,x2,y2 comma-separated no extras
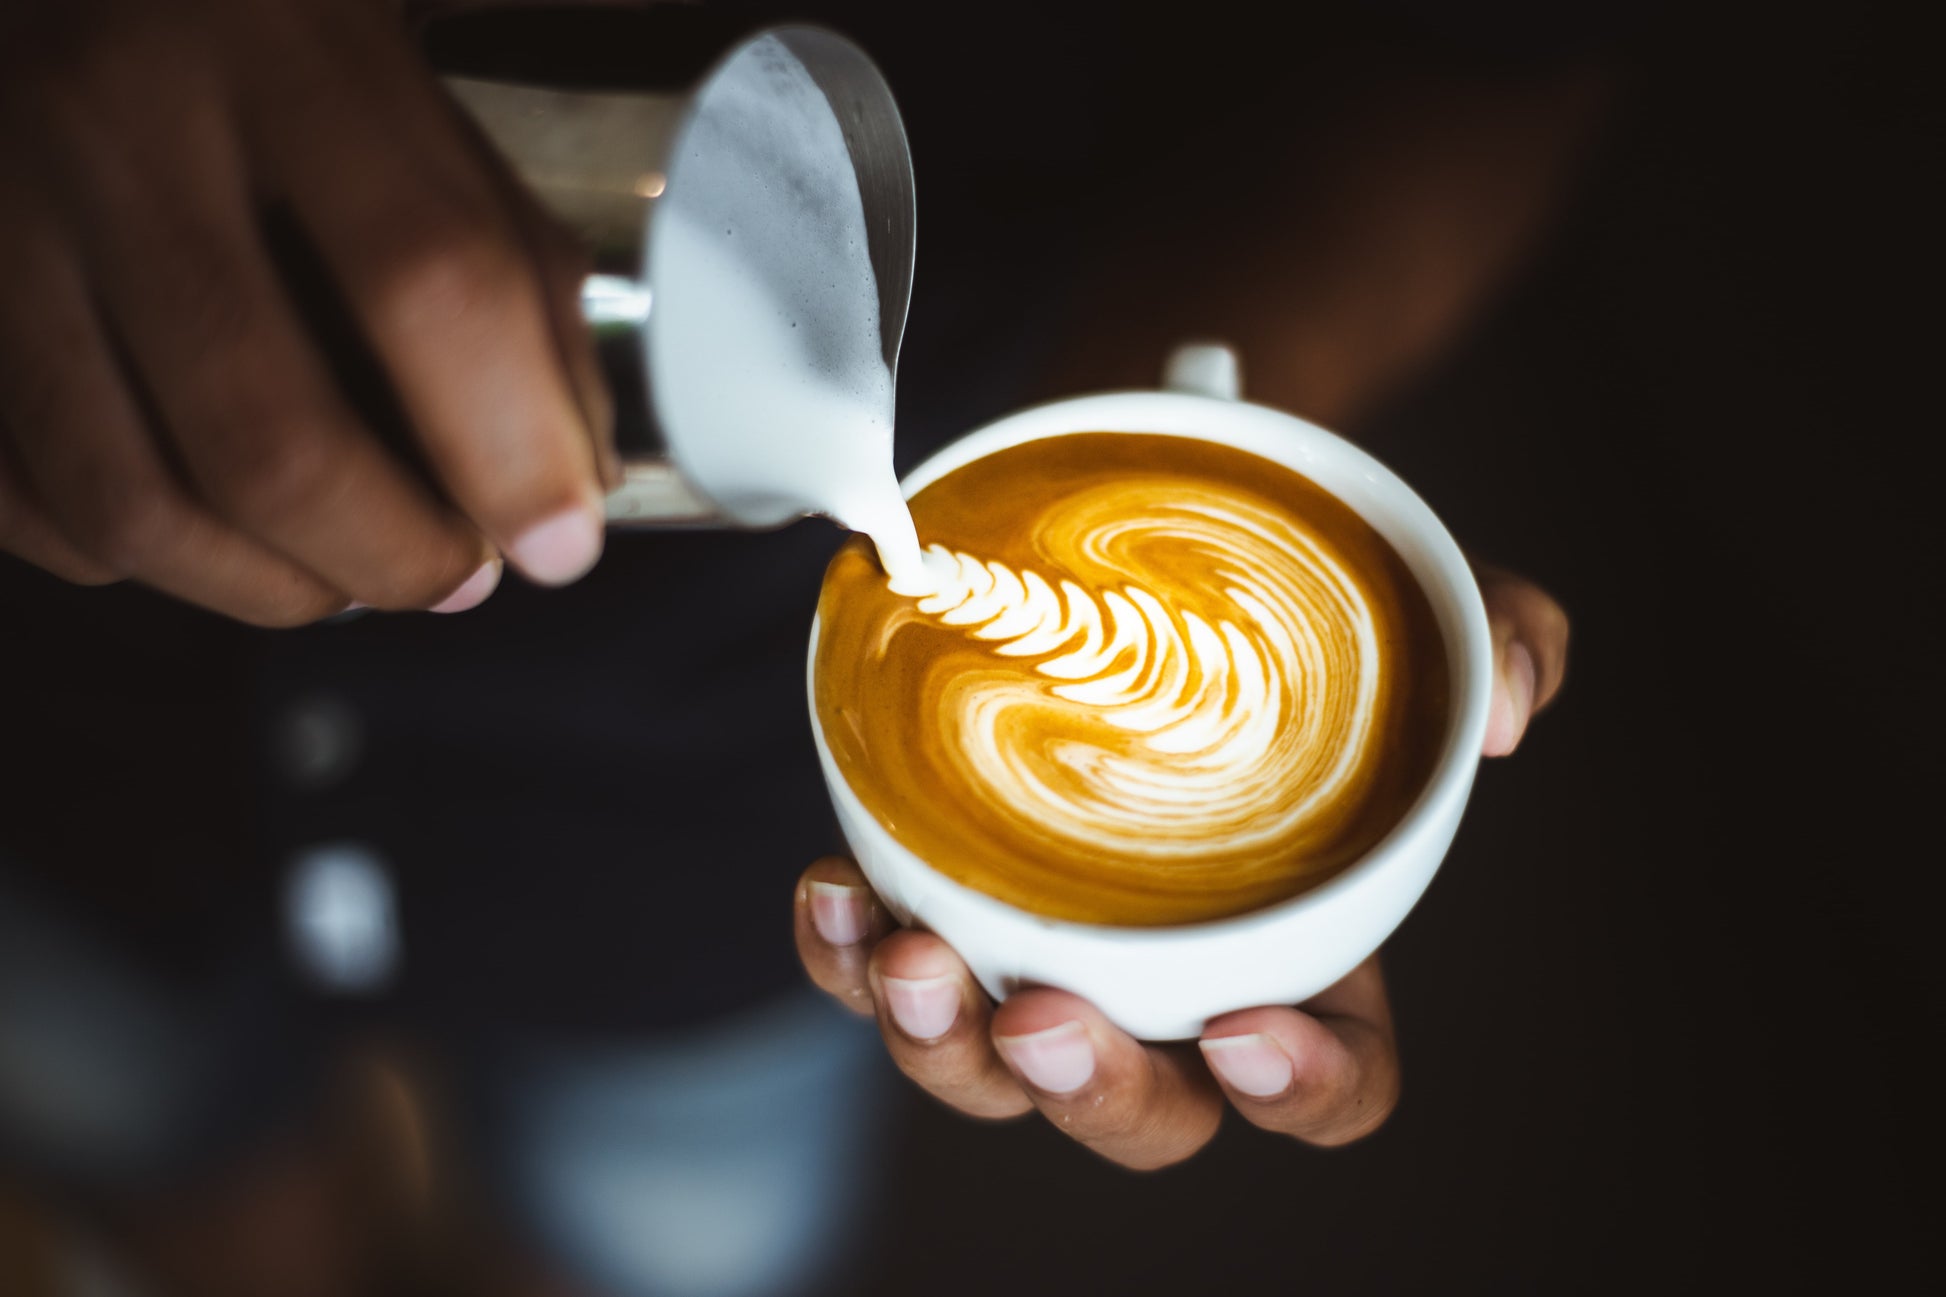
0,0,614,625
1475,563,1569,756
793,568,1567,1167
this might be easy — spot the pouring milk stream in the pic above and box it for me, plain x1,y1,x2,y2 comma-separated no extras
638,30,933,590
447,26,939,589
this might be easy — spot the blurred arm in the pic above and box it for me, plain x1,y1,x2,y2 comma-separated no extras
1051,59,1614,426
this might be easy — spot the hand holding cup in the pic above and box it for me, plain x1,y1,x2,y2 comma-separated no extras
796,565,1564,1166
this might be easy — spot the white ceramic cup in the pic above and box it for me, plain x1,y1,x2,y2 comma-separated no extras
806,344,1493,1040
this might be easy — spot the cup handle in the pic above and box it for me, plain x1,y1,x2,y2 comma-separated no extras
1162,342,1242,401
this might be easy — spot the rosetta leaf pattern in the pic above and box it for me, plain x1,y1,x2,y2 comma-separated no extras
901,487,1382,859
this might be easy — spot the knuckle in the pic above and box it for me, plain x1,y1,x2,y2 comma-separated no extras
921,1067,1028,1121
891,1049,944,1090
1079,1090,1170,1147
1305,1081,1400,1148
1107,1108,1218,1170
890,1036,1002,1106
1066,1054,1224,1168
959,1090,1035,1123
924,1051,999,1098
241,587,345,630
358,209,526,335
17,435,176,572
87,491,188,572
381,535,480,609
829,983,876,1017
0,517,124,584
800,946,873,1011
201,417,343,528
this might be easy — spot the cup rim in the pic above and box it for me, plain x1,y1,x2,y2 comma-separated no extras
807,385,1493,944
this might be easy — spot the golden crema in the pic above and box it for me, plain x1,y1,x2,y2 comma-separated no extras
814,433,1448,926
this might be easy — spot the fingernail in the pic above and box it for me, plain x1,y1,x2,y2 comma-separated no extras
430,561,500,614
997,1021,1095,1095
1200,1033,1295,1098
882,975,960,1041
509,507,602,586
808,882,870,947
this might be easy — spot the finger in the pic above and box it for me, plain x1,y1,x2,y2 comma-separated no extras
508,191,618,493
0,439,119,587
991,990,1223,1169
1477,564,1571,756
248,5,605,585
0,220,353,625
43,88,495,614
792,857,895,1016
869,930,1032,1121
448,104,619,492
1199,956,1400,1147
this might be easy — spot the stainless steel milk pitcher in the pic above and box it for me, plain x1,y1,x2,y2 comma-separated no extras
441,26,916,527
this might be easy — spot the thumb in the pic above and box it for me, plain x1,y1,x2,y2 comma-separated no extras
1476,564,1569,756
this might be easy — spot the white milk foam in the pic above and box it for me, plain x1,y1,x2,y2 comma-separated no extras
901,490,1383,858
647,35,926,586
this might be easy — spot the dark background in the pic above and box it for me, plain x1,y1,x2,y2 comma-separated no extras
842,3,1938,1292
2,0,1938,1293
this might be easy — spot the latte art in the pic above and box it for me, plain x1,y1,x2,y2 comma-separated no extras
816,434,1447,926
905,481,1382,865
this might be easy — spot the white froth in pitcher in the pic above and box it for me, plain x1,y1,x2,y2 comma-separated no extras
647,34,926,586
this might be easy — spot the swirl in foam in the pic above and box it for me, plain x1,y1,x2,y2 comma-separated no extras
901,486,1380,861
815,434,1446,926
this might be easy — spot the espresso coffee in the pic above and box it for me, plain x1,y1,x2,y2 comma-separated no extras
814,433,1449,926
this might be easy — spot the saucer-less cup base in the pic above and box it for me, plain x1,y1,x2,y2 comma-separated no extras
807,350,1493,1040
